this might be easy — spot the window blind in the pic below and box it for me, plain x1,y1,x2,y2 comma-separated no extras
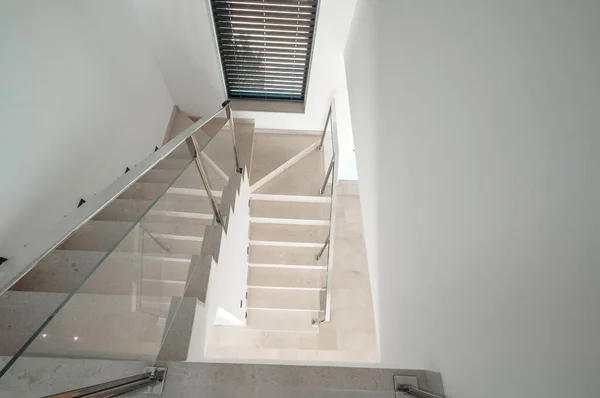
210,0,318,102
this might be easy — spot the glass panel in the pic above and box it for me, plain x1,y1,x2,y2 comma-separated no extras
0,107,238,380
0,106,240,394
0,153,194,376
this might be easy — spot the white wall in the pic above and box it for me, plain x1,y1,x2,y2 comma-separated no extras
0,1,174,259
345,1,600,398
344,0,380,340
132,0,227,118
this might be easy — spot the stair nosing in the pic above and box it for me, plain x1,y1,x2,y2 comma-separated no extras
250,193,331,203
247,307,323,313
250,217,330,226
247,285,325,291
249,240,323,248
248,263,326,270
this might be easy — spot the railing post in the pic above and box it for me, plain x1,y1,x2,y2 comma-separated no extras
187,136,223,225
318,106,332,151
319,157,335,195
222,100,242,173
316,234,330,261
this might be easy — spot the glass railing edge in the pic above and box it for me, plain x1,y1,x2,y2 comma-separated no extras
0,104,228,297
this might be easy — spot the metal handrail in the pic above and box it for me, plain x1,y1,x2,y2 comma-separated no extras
43,367,167,397
396,384,445,398
313,101,339,325
0,102,233,296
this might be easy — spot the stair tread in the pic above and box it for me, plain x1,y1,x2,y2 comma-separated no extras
249,223,328,243
0,290,186,360
248,245,324,267
246,309,320,332
248,268,325,289
140,164,227,191
58,221,203,255
247,288,321,311
250,200,331,221
11,249,193,295
121,182,223,201
95,197,215,222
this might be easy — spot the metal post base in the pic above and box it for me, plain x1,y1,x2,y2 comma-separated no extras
394,376,419,398
394,375,444,398
143,367,168,395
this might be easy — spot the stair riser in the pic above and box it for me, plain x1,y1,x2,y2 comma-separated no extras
250,200,331,220
246,309,321,332
247,288,321,311
249,224,329,244
248,245,324,267
248,268,325,289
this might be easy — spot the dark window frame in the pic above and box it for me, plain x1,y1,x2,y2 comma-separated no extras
210,0,319,103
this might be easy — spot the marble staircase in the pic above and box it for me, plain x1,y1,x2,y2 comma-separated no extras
1,110,255,363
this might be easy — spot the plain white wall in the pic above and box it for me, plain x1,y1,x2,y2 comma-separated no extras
345,1,600,398
0,1,174,258
132,0,226,118
344,0,380,340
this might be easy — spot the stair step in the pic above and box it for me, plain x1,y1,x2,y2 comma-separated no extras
58,221,204,255
248,245,324,268
11,250,192,296
247,288,321,311
255,149,324,196
140,164,227,191
120,182,223,201
95,198,214,222
249,223,329,243
250,200,331,220
0,291,171,360
246,309,320,332
142,278,187,298
248,268,325,290
154,158,193,170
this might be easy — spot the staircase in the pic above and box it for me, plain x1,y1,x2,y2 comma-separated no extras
0,100,379,373
246,132,331,332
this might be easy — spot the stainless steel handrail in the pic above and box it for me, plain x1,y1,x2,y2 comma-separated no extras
188,135,224,224
0,103,231,296
43,367,167,398
223,100,242,172
317,106,332,151
313,101,339,325
319,156,335,195
396,384,445,398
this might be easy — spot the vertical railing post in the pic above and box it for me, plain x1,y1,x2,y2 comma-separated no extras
318,106,332,151
319,157,335,195
316,234,330,261
222,100,242,173
187,136,223,225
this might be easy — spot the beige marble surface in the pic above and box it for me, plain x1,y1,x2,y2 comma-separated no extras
255,149,325,196
207,191,379,363
250,134,319,186
0,356,435,398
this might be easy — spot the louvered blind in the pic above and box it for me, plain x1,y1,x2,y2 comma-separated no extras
211,0,318,102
